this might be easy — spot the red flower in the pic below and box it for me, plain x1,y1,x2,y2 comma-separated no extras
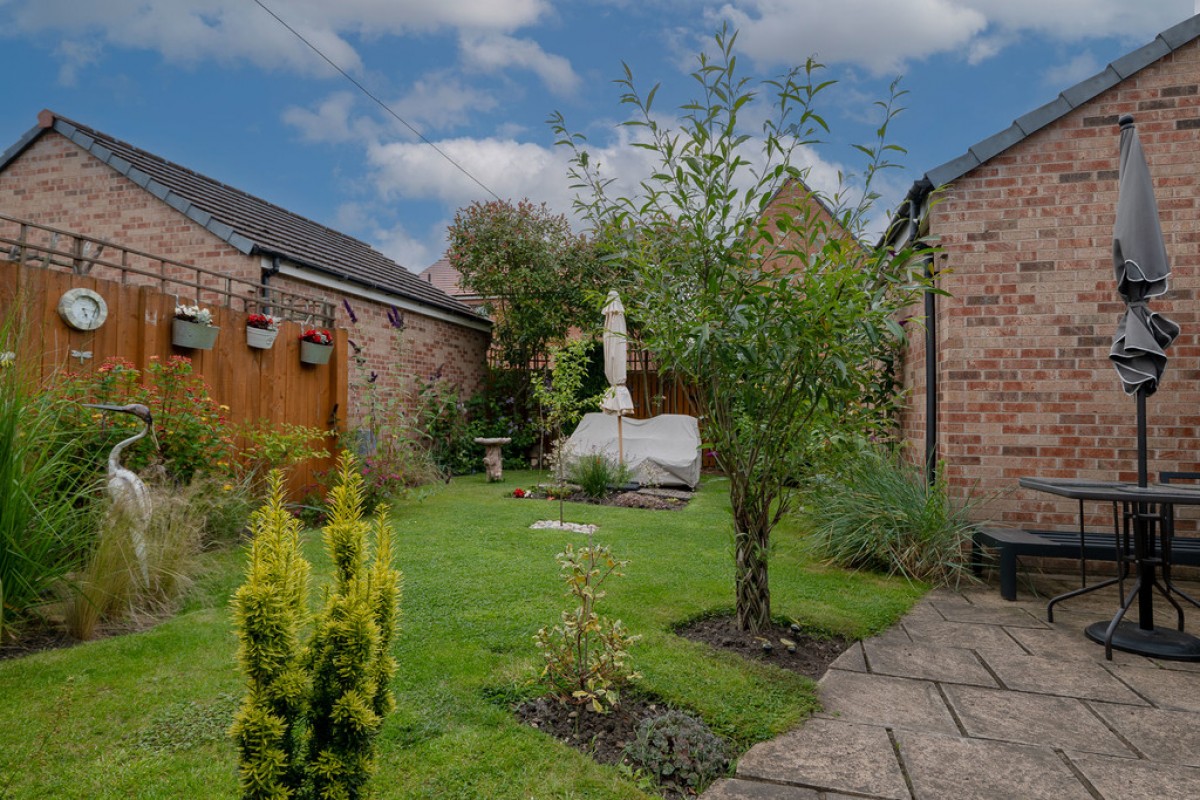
247,313,280,330
300,328,332,345
512,488,526,498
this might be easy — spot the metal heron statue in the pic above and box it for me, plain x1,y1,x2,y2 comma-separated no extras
82,402,155,585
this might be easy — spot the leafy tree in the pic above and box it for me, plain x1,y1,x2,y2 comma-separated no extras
447,199,610,370
552,27,932,632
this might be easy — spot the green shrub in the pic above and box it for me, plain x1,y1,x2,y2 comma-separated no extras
534,541,640,713
232,419,332,496
52,355,233,487
800,446,982,586
0,347,98,640
230,456,402,800
623,709,730,794
567,452,634,499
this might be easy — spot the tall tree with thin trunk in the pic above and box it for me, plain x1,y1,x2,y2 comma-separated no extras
552,26,932,633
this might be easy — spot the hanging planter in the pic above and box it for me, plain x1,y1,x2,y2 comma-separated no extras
299,328,334,365
246,314,281,350
300,340,333,365
173,304,219,350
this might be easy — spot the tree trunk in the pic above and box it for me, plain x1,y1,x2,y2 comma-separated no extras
734,526,770,633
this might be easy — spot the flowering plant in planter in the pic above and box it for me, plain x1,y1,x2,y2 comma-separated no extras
175,304,213,325
300,328,333,345
246,313,280,331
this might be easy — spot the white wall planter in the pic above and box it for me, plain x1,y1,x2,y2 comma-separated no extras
300,340,333,365
246,326,279,349
172,319,219,350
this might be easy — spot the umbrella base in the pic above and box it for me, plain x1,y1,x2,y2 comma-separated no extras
1085,620,1200,661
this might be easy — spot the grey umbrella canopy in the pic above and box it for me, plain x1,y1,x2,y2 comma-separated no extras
1109,114,1179,396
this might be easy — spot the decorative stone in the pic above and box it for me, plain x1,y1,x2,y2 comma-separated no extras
474,437,511,482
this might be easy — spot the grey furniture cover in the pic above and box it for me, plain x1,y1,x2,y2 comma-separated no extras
564,413,701,489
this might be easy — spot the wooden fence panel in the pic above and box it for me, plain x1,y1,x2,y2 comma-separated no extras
0,260,345,496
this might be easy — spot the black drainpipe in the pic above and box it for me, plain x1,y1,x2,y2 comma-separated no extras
906,184,938,486
262,256,282,316
923,251,938,486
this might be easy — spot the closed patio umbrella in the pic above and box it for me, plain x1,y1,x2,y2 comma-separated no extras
1109,114,1179,486
600,290,635,463
1087,114,1198,661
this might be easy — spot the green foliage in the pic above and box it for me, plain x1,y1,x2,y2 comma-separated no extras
0,340,98,639
230,457,402,800
552,26,934,632
233,420,332,495
623,710,730,793
567,453,634,499
447,199,615,370
534,541,641,714
801,446,982,586
230,471,312,799
52,355,234,487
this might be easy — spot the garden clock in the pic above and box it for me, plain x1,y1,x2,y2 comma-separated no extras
57,288,108,331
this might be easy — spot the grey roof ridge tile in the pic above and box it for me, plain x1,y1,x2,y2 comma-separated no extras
917,13,1200,195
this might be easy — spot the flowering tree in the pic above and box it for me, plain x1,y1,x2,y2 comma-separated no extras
447,199,611,370
553,27,933,632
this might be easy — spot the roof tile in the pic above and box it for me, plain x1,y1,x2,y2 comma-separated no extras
33,113,480,323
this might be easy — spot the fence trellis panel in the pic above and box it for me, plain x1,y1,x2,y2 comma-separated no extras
0,259,346,495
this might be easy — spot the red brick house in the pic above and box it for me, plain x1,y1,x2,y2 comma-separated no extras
891,14,1200,530
0,110,491,430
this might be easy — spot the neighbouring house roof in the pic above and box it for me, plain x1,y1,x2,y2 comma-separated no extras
892,13,1200,229
0,110,487,328
419,256,475,298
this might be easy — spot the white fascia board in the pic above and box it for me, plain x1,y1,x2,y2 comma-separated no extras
264,258,491,333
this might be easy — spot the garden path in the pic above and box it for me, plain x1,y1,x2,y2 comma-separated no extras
704,574,1200,800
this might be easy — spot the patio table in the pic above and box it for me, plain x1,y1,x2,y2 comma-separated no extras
1019,476,1200,661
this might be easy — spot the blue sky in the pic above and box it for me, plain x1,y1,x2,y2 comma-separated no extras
0,0,1196,272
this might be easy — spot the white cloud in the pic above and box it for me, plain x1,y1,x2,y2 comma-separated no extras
459,32,580,96
0,0,552,77
283,92,369,144
713,0,989,75
1042,51,1104,89
713,0,1194,74
388,71,501,132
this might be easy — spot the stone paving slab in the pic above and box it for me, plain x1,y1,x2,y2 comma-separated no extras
701,779,822,799
862,640,997,687
1069,751,1200,800
1091,702,1200,766
735,718,910,800
941,683,1134,756
977,648,1149,704
815,669,959,735
928,598,1049,628
1005,624,1156,666
1107,664,1200,712
894,730,1095,800
900,618,1027,655
827,642,866,673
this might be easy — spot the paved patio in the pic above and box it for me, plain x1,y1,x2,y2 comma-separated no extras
703,572,1200,800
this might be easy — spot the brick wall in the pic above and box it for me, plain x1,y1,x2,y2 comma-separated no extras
901,40,1200,531
0,130,491,431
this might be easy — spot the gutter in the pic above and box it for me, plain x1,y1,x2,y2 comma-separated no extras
264,258,492,333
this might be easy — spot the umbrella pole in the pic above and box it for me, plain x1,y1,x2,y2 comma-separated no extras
617,416,624,466
1137,389,1148,488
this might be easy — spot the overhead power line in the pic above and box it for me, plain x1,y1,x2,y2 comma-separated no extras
251,0,501,201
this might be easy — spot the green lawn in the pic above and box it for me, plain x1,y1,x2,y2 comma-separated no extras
0,471,925,799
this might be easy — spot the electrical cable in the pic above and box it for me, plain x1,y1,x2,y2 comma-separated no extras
251,0,501,201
